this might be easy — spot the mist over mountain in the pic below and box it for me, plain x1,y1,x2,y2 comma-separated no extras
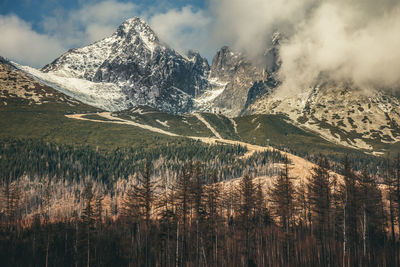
10,12,400,153
207,0,400,93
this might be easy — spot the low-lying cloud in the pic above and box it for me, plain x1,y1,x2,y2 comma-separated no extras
277,0,400,91
149,6,213,59
209,0,316,63
0,15,66,67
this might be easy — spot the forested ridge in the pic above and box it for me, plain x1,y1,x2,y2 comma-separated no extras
1,139,400,266
0,138,285,183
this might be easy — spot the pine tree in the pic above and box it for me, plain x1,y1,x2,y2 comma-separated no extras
136,160,155,227
190,161,205,267
191,161,205,222
81,181,95,267
121,180,140,223
394,153,400,242
307,156,331,266
238,174,256,265
268,156,296,264
342,157,359,266
156,173,176,267
42,178,52,267
93,194,103,226
255,179,270,225
297,180,309,231
384,157,396,242
331,174,343,242
358,168,385,259
203,170,221,266
174,160,193,266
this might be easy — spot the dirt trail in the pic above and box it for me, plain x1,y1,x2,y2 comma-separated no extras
65,112,179,137
193,113,222,139
66,112,339,182
190,136,321,183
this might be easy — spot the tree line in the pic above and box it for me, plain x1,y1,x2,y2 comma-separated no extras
1,153,400,266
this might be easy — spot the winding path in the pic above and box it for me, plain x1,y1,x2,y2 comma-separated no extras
65,112,339,182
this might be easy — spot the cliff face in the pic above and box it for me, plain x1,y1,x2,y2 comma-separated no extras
207,46,265,116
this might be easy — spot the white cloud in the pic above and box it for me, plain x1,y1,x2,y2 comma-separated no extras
204,0,400,90
0,1,216,67
278,1,400,91
41,0,137,46
0,0,138,67
149,6,213,57
0,14,66,67
209,0,316,63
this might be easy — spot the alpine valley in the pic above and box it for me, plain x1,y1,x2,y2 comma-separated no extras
2,15,400,267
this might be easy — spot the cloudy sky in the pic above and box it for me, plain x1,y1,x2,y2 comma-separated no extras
0,0,211,67
1,0,400,90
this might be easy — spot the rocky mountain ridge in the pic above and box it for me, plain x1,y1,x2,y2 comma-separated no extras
27,17,210,113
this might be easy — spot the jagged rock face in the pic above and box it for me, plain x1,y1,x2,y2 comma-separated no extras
187,50,211,96
213,32,400,151
244,76,279,110
206,36,283,117
41,17,210,113
208,46,265,116
264,32,282,74
209,46,242,81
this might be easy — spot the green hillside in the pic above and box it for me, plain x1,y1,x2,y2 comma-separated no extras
116,108,213,137
0,102,181,150
200,112,240,140
234,114,386,170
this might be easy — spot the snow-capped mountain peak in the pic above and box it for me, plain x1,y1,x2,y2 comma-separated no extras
115,17,161,52
24,17,210,113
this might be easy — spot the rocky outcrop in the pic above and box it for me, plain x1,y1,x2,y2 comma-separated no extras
207,34,282,117
207,46,265,116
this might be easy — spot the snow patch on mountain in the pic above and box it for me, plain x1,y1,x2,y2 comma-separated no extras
194,77,227,111
247,82,400,150
15,63,132,111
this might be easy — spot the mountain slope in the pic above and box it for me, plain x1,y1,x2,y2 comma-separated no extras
0,58,186,150
0,57,80,107
246,80,400,152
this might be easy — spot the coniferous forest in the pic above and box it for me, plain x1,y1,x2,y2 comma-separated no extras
1,139,400,266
